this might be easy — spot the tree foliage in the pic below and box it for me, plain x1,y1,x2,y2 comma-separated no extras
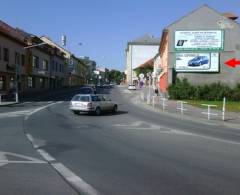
108,69,125,84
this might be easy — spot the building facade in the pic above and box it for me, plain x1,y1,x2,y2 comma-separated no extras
125,34,160,84
159,5,240,92
0,21,27,96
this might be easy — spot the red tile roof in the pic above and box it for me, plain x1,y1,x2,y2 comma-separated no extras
223,12,238,20
134,58,154,70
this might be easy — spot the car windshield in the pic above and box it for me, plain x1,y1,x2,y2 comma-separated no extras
193,56,201,60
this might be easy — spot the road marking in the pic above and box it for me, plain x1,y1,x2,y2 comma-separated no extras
0,151,46,167
0,109,35,118
37,149,56,162
26,133,40,149
24,100,100,195
114,121,162,130
113,121,240,146
24,101,62,121
52,163,100,195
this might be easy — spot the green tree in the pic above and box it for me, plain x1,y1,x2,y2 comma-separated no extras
108,69,124,84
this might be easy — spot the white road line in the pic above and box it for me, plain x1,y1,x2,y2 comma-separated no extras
0,151,8,167
52,163,100,195
37,149,56,162
26,133,34,142
24,101,63,121
0,160,46,164
0,151,46,164
0,109,35,118
113,121,240,146
24,100,100,195
26,133,39,149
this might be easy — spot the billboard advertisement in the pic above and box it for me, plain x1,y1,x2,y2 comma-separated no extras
175,30,224,51
175,53,219,72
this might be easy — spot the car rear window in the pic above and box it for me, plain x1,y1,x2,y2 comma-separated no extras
72,95,90,102
79,96,90,102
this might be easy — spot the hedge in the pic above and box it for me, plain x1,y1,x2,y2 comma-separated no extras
168,78,240,101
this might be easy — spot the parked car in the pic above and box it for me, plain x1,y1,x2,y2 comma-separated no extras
79,87,96,94
70,94,118,115
188,56,209,66
128,84,136,90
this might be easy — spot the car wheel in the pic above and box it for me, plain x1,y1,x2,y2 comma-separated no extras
112,105,118,113
95,107,101,116
73,110,79,115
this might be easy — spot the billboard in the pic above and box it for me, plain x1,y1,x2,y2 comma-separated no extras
175,30,224,51
175,53,219,72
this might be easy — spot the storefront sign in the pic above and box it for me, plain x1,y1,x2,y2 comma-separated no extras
175,30,223,50
175,53,219,72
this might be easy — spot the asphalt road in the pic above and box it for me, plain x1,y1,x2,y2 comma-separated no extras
1,86,240,195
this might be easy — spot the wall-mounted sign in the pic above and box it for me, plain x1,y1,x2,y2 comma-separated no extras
175,30,224,51
175,53,219,72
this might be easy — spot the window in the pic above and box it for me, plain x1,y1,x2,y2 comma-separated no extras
51,60,54,71
0,76,4,90
3,48,9,62
39,78,45,88
0,46,2,60
79,95,90,102
55,62,58,72
92,95,101,102
15,52,20,65
28,76,33,88
32,56,39,68
21,54,25,66
10,76,14,90
43,59,48,71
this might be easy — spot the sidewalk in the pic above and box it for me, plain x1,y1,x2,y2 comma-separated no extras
0,101,17,106
125,86,240,128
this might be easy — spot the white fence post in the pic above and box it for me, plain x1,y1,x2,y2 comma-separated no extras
160,98,168,112
152,96,156,108
147,94,151,104
177,101,188,115
222,97,226,121
201,104,218,120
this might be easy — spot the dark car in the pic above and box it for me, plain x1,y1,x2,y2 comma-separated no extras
79,87,95,94
188,56,209,67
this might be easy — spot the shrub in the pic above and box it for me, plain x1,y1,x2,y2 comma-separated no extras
168,78,239,101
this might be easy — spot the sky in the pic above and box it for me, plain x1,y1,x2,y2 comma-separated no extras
0,0,239,71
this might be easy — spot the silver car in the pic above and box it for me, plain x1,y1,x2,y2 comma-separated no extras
70,94,118,115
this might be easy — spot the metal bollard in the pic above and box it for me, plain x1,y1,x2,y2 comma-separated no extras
222,97,226,121
15,93,19,103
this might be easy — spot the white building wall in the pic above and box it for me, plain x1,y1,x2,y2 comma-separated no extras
126,44,159,83
131,45,159,69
